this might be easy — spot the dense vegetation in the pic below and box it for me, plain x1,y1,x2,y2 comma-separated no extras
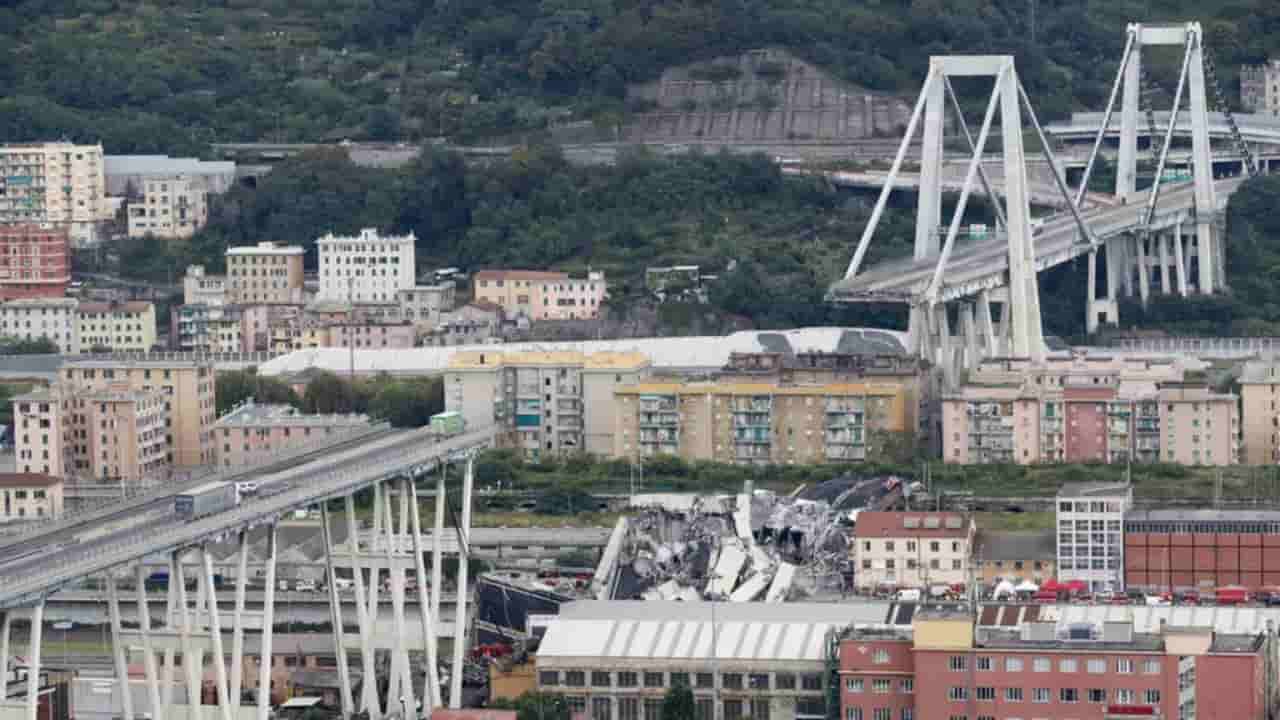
3,0,1280,149
215,368,443,428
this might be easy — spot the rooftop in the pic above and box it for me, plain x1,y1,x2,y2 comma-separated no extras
215,401,369,428
616,381,905,397
13,387,57,403
979,603,1280,636
1056,481,1131,499
316,228,415,244
1125,508,1280,523
0,473,60,489
975,530,1057,562
1,298,78,309
258,328,910,377
447,350,651,370
978,627,1166,652
474,269,570,282
64,357,211,370
78,301,153,315
104,155,235,177
853,512,971,539
227,242,304,257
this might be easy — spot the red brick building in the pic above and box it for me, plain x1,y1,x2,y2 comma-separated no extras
1063,385,1114,463
839,609,1271,720
1125,509,1280,593
0,224,70,300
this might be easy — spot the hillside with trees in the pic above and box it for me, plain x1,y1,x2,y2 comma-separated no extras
3,0,1280,149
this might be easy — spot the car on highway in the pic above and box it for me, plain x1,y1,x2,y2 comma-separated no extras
236,481,259,497
295,579,317,592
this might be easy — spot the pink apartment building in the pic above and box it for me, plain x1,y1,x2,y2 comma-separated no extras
472,269,606,321
214,401,371,468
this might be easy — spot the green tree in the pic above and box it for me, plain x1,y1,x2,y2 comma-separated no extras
368,378,443,428
490,691,569,720
661,686,696,720
302,371,359,414
216,369,302,416
0,337,59,355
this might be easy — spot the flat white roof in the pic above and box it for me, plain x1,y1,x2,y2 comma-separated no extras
257,327,909,377
226,243,304,256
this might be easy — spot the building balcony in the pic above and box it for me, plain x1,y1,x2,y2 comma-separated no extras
826,446,867,461
731,414,771,428
639,412,679,427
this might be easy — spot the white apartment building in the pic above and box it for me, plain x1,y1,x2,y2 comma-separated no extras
0,142,109,246
396,281,456,327
0,298,79,353
126,175,208,239
317,228,416,303
851,511,976,590
226,242,305,304
1241,60,1280,116
182,265,227,306
1056,481,1133,593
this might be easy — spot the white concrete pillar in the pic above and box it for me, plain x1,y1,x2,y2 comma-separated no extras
387,483,414,717
1158,232,1171,293
107,571,136,720
1087,249,1099,334
975,290,997,356
409,476,443,713
1136,234,1150,305
915,67,945,262
174,553,203,720
999,62,1043,361
202,549,233,720
229,531,250,712
1173,220,1188,296
26,601,42,720
134,565,164,720
321,504,355,718
1117,25,1142,198
346,494,381,719
1186,26,1218,294
449,457,475,709
161,556,178,715
258,525,278,720
430,469,446,662
0,612,10,692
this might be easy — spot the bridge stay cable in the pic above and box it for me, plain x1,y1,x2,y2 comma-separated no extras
1076,28,1137,208
941,75,1008,233
1202,45,1259,178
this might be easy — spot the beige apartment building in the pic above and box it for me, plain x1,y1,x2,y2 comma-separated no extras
473,269,607,321
60,357,215,467
71,387,170,482
182,265,227,306
942,355,1239,466
0,474,63,522
0,297,79,353
0,142,110,246
614,380,910,466
1238,360,1280,465
77,301,157,352
13,387,70,477
851,511,976,590
214,401,370,468
444,350,651,458
1241,59,1280,116
226,242,305,304
126,175,209,239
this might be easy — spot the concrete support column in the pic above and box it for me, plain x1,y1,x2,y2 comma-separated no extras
1086,249,1099,334
1173,220,1188,296
386,482,414,717
161,555,178,715
229,530,249,711
202,548,233,720
0,612,10,692
959,303,978,368
1158,232,1171,294
999,63,1043,361
107,571,136,720
174,553,203,720
1136,234,1150,305
321,504,355,718
134,565,163,720
430,469,446,657
409,475,443,713
1186,29,1218,294
1117,27,1142,198
258,525,279,720
975,290,997,356
449,456,475,709
26,601,42,720
346,494,381,720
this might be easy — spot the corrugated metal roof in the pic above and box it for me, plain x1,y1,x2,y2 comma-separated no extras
537,600,893,662
979,603,1280,635
259,328,909,377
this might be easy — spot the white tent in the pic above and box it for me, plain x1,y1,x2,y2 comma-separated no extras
992,580,1017,599
1015,579,1039,593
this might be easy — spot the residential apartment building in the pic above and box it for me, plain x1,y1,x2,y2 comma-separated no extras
60,357,216,467
973,529,1056,587
171,301,245,351
1237,359,1280,464
321,322,416,350
71,387,170,482
943,356,1239,466
0,298,78,353
850,512,975,590
226,242,305,304
0,224,71,300
1057,481,1132,592
397,281,456,327
614,379,911,466
473,269,607,321
1124,509,1280,594
1241,59,1280,116
13,388,70,477
0,142,110,245
317,228,415,303
839,612,1270,720
421,301,505,347
213,401,369,468
126,175,208,239
445,350,651,458
77,301,156,353
0,474,63,522
181,265,227,306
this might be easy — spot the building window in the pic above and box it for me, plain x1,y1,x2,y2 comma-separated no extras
873,649,891,664
1115,689,1135,704
722,673,744,690
1060,688,1079,703
1086,659,1106,674
846,679,864,694
1032,688,1050,703
976,656,992,671
776,674,795,690
1005,687,1022,702
1142,659,1161,674
844,710,861,720
801,674,823,691
670,673,691,688
749,700,769,720
1005,657,1023,672
1059,659,1078,673
1032,657,1050,672
723,700,743,720
591,671,611,688
749,674,769,690
872,679,890,694
900,678,913,694
872,710,890,720
617,672,637,688
1145,689,1161,704
975,687,995,701
1088,688,1106,703
696,673,714,689
619,698,640,720
538,671,559,686
643,672,663,688
592,698,611,720
1117,659,1134,674
643,700,662,720
948,687,968,701
565,671,585,687
949,656,967,672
